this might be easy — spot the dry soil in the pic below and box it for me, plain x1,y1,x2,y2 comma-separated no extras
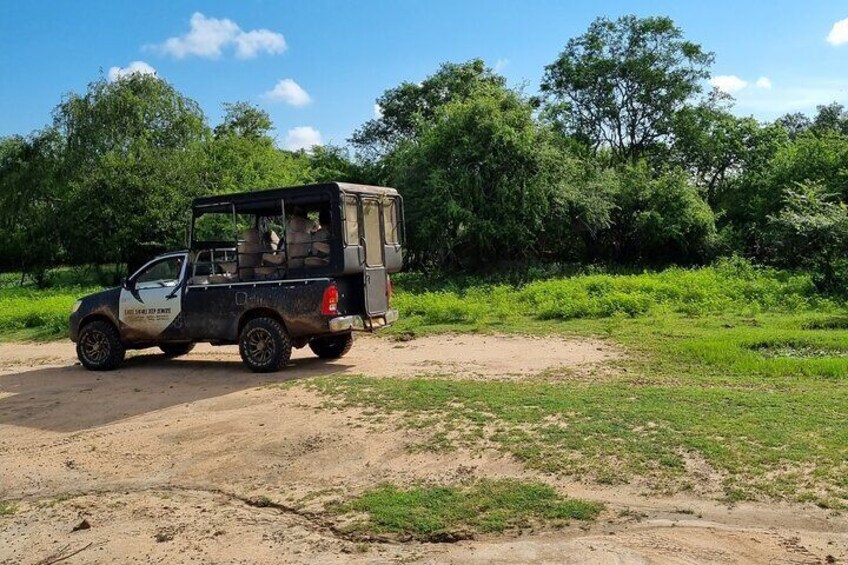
0,335,845,564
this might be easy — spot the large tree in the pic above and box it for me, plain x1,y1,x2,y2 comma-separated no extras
671,99,786,207
53,73,210,268
0,130,64,280
213,101,274,140
206,101,312,194
541,15,713,163
350,59,506,160
386,86,607,269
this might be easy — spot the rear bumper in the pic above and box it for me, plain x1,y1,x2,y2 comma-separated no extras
329,309,399,332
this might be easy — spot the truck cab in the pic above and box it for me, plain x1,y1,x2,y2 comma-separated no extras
69,182,403,372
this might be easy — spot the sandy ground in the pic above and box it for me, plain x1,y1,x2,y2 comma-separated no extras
0,335,845,564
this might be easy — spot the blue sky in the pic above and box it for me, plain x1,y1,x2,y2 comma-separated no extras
1,0,846,149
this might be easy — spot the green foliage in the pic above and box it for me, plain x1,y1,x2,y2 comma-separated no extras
213,101,273,140
603,165,717,263
54,74,210,266
0,129,64,277
811,102,848,136
765,181,848,293
0,502,17,516
541,15,713,163
671,100,787,206
304,145,363,184
392,258,825,331
206,100,313,194
387,85,585,269
725,131,848,265
351,59,506,159
0,285,98,340
333,480,601,538
2,15,848,276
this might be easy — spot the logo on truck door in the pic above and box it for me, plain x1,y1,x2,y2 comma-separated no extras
119,255,185,338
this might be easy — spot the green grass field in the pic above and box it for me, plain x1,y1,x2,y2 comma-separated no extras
4,259,848,512
0,286,100,341
311,260,847,509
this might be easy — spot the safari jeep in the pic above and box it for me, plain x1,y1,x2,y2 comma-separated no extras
69,182,403,372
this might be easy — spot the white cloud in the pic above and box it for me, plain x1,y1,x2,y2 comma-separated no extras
494,58,510,73
107,61,157,82
262,79,312,106
234,29,287,59
755,76,772,89
373,103,383,118
826,17,848,46
709,75,748,94
283,126,322,151
149,12,286,59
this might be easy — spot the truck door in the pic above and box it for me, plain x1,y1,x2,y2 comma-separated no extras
119,254,187,341
361,197,389,316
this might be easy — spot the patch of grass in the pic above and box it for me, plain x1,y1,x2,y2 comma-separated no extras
0,286,100,341
284,261,848,506
802,316,848,330
308,375,848,507
330,480,601,540
0,501,17,516
389,258,832,336
246,495,275,508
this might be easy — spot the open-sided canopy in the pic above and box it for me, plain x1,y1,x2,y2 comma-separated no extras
191,182,400,216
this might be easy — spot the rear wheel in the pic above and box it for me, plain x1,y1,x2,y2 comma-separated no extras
239,317,292,373
159,343,195,357
309,333,354,359
77,320,125,371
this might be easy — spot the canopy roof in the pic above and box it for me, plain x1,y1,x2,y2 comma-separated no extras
191,182,399,215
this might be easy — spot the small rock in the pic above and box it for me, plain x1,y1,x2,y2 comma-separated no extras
155,530,174,543
71,519,90,532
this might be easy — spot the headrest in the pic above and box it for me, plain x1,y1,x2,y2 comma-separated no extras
287,216,312,233
241,228,261,243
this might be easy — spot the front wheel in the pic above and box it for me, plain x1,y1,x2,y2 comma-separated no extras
77,320,125,371
239,317,292,373
309,333,354,359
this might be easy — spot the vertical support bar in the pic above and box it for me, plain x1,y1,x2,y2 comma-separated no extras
232,203,239,275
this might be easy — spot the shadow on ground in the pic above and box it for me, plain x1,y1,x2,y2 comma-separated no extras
0,352,351,433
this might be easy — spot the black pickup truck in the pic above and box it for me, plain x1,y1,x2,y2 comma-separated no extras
69,182,403,372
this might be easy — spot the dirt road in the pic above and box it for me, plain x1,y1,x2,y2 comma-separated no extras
0,336,845,564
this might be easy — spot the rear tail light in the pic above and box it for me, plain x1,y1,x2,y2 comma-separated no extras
321,283,339,316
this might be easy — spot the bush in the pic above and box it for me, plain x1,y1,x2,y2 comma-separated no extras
765,181,848,295
603,164,718,264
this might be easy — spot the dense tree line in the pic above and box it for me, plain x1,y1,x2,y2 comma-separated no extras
2,15,847,289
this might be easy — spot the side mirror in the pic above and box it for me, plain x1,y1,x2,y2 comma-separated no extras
121,277,130,290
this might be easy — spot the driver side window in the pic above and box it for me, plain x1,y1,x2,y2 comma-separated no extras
135,257,184,290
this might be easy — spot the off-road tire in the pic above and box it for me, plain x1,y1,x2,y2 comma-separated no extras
309,333,354,359
76,320,125,371
239,317,292,373
159,343,196,357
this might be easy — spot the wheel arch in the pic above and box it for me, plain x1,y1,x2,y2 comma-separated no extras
237,308,288,337
79,313,119,334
